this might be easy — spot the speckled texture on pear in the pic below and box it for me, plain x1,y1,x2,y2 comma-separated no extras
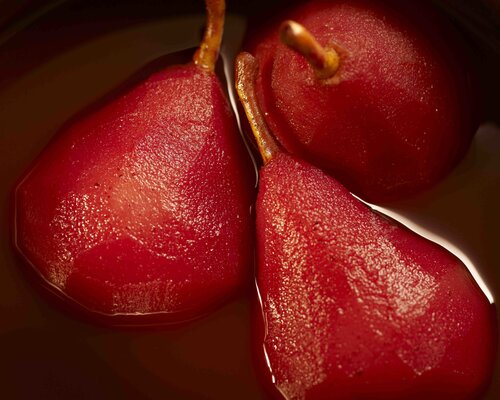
256,154,495,400
15,64,254,320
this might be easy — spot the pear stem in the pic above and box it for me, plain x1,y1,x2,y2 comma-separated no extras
235,52,280,165
280,20,339,80
193,0,225,72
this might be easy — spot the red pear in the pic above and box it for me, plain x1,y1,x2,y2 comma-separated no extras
235,52,496,399
14,0,254,325
246,0,480,202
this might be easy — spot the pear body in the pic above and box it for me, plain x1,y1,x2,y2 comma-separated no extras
256,153,496,399
15,64,254,323
248,0,479,202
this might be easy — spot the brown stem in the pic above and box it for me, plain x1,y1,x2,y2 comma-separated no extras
235,52,280,165
280,20,339,80
193,0,225,71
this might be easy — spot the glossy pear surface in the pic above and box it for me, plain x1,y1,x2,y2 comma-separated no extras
256,153,496,399
15,64,254,323
248,0,480,202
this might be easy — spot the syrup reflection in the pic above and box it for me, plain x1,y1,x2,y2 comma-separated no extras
368,123,500,305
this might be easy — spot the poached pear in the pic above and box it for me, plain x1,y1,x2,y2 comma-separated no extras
246,0,480,202
14,0,254,325
235,51,496,399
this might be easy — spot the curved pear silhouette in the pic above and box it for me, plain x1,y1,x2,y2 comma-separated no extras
14,0,254,325
235,52,496,399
